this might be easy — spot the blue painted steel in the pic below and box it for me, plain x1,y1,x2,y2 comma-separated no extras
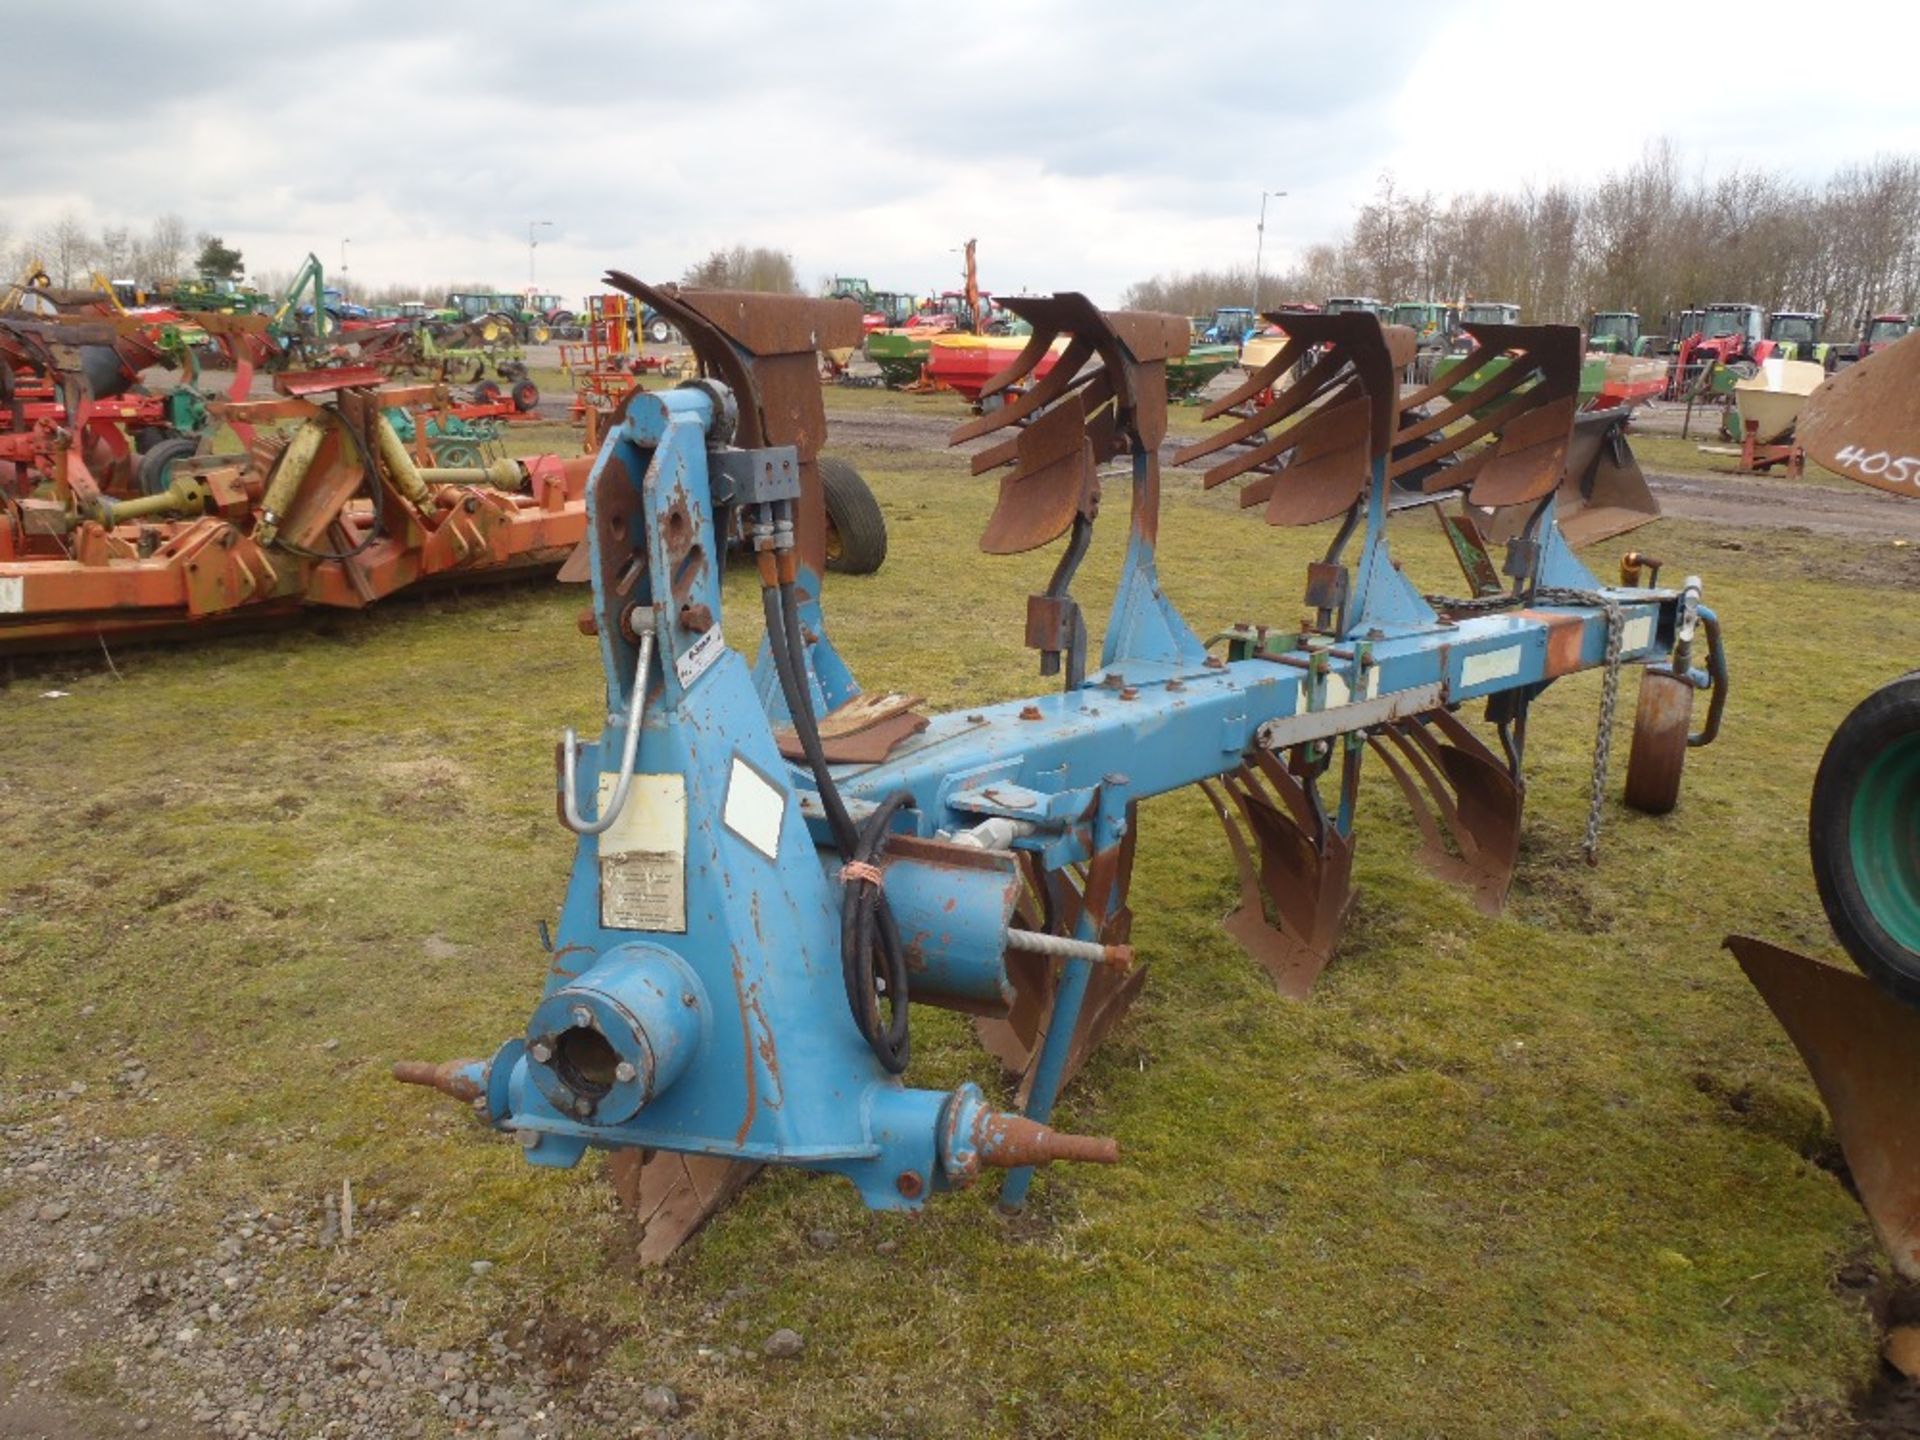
452,376,1715,1217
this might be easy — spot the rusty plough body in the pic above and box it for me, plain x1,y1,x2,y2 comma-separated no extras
0,369,591,654
1726,332,1920,1278
398,283,1728,1258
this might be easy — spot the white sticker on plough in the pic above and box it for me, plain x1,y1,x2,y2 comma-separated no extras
1621,615,1654,654
599,773,687,932
0,577,22,615
724,756,786,862
675,626,726,690
1461,645,1522,688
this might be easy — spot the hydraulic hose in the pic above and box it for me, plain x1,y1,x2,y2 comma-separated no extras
759,534,914,1073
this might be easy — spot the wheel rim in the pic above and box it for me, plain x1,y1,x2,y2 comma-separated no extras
823,516,843,563
1852,734,1920,952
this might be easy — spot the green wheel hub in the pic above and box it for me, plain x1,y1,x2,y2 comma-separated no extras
1852,733,1920,952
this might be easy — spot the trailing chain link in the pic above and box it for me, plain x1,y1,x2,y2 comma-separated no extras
1425,587,1625,865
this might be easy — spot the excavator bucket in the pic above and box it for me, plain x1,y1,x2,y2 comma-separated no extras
1728,935,1920,1279
1370,710,1523,915
1797,330,1920,496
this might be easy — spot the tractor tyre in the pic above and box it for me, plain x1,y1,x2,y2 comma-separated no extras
511,379,540,414
1811,671,1920,1007
820,456,886,575
1623,669,1694,816
472,380,503,406
137,435,198,496
647,317,672,345
497,361,528,383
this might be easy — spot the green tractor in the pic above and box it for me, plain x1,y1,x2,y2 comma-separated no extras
1588,311,1657,356
1765,311,1837,369
1389,299,1460,352
439,291,553,344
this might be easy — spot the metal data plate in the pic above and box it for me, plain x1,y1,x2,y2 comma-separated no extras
598,773,688,932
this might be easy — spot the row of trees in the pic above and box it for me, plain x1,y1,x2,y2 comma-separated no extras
0,212,250,290
0,211,806,305
1128,145,1920,338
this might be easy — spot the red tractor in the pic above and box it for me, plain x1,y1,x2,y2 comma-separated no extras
1864,313,1913,357
1673,301,1773,384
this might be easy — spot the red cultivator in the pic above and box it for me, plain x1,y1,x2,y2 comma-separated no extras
0,370,591,655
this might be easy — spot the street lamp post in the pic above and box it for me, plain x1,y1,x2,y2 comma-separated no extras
340,237,350,279
528,220,554,289
1250,189,1287,317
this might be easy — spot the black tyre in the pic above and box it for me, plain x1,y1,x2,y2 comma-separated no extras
647,317,672,345
137,435,198,496
820,456,886,575
1810,672,1920,1006
472,380,503,406
511,379,540,413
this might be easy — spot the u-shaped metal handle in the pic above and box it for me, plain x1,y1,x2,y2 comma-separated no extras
558,630,655,836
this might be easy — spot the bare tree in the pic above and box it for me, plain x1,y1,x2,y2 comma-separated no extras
33,211,96,287
139,214,191,288
681,246,800,293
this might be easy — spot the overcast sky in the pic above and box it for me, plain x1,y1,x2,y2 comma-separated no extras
7,0,1917,307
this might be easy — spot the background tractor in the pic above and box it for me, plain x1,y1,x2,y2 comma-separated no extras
1588,311,1657,355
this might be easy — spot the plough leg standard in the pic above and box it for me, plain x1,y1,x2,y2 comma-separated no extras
399,281,1729,1256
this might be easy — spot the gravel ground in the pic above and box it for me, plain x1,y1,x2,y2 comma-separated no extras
0,1083,733,1440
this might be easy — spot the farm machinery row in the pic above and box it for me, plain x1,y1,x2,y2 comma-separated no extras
392,278,1732,1261
0,359,595,653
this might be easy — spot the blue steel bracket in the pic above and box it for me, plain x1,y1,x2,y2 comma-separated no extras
402,378,1115,1213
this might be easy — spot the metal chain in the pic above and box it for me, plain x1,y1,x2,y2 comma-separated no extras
1426,586,1625,864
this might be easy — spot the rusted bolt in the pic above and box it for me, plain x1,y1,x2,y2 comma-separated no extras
678,602,713,633
1019,705,1042,721
571,1006,593,1029
1119,687,1138,701
571,1096,594,1118
1166,679,1184,692
613,1061,638,1084
896,1170,925,1199
1204,655,1225,670
682,992,698,1007
529,1040,554,1064
576,609,599,637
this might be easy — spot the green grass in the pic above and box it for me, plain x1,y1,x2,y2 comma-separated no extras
3,395,1916,1437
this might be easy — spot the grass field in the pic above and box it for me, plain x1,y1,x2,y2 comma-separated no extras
4,385,1918,1437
